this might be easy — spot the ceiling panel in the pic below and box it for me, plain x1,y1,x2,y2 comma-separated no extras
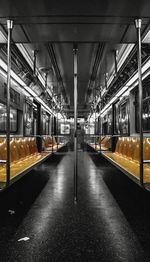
0,0,150,18
14,24,126,43
11,25,29,43
54,43,98,107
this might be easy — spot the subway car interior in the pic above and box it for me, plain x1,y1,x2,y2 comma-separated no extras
1,0,150,261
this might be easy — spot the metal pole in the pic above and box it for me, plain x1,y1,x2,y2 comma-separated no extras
73,44,78,202
52,116,54,154
114,50,118,77
56,93,58,151
94,89,96,150
45,72,48,91
57,111,58,151
33,50,38,77
135,19,144,186
105,72,108,90
6,20,13,186
98,86,102,152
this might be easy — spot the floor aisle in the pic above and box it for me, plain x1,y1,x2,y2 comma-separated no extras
0,151,149,262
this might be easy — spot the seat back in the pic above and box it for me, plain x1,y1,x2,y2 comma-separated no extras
28,138,38,153
22,138,31,156
115,137,122,153
0,139,6,160
101,136,110,149
10,138,20,162
16,138,27,158
122,138,129,157
117,138,125,155
44,137,49,148
132,138,140,161
126,138,134,159
143,138,150,160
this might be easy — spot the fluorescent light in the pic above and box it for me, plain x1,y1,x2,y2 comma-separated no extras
16,44,33,69
117,44,135,72
0,30,7,43
142,30,150,43
106,45,135,88
16,43,58,107
0,59,58,116
94,44,135,110
100,57,150,116
101,89,129,117
0,59,26,87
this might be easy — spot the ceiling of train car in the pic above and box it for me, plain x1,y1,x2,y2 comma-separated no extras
1,0,150,116
1,0,150,19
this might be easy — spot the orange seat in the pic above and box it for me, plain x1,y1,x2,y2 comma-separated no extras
103,136,150,183
43,135,59,152
100,136,111,150
0,137,50,183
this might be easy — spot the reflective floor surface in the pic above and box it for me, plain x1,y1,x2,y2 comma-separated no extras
0,150,150,261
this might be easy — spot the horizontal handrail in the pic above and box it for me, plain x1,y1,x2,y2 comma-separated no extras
0,160,6,163
143,160,150,164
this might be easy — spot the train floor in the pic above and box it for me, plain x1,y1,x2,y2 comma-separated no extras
0,149,150,261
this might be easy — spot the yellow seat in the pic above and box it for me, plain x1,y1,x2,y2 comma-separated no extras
104,136,150,183
100,136,111,150
0,137,49,183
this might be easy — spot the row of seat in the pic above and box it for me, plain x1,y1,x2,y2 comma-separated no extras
43,136,64,151
0,137,50,183
89,136,111,151
103,137,150,183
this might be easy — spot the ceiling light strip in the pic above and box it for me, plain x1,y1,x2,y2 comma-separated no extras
100,57,150,116
107,44,135,87
0,58,56,116
16,43,58,106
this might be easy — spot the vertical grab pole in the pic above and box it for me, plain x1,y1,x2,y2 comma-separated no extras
135,19,144,186
73,44,78,202
95,89,96,150
6,20,13,186
57,114,58,151
57,97,58,151
95,110,96,149
52,116,54,154
33,50,38,77
113,50,118,77
99,89,102,152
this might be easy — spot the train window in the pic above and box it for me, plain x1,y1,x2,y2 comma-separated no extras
24,102,33,135
4,84,20,106
107,110,112,134
114,99,129,135
102,110,112,135
45,114,50,134
119,101,129,135
143,101,150,131
42,111,50,135
0,102,17,132
143,85,150,99
33,105,37,135
114,101,120,134
135,87,150,132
